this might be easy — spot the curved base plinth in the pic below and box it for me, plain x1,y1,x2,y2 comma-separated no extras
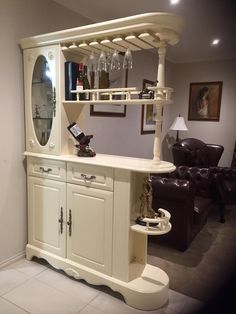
26,244,169,311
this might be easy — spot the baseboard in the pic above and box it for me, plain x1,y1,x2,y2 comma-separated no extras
0,250,26,269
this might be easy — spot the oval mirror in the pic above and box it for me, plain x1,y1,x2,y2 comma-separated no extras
31,55,53,146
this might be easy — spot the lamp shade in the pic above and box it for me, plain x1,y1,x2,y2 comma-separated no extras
169,116,188,131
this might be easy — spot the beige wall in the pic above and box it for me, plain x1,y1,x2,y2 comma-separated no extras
170,59,236,167
0,0,91,266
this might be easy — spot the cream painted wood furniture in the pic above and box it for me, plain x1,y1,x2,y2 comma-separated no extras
20,13,183,310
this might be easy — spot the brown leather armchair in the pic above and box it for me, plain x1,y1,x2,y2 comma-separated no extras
150,166,215,251
171,138,236,223
172,138,224,167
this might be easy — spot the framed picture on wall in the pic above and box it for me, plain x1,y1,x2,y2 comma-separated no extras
188,81,223,121
141,79,156,134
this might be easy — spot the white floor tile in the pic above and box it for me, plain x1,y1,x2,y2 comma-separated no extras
7,259,47,277
88,290,167,314
0,297,28,314
36,268,100,304
79,304,105,314
3,278,88,314
0,259,204,314
88,288,203,314
0,268,30,296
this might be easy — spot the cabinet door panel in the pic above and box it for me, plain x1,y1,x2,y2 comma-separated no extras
28,177,66,257
67,184,113,275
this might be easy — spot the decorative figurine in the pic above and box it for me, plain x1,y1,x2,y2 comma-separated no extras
75,135,96,157
136,176,165,227
67,122,96,157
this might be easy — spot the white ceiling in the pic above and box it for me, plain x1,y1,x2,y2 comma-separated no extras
53,0,236,63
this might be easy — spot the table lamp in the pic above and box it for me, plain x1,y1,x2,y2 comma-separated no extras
169,115,188,142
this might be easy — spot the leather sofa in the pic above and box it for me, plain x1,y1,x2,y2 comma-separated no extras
211,167,236,222
150,166,216,251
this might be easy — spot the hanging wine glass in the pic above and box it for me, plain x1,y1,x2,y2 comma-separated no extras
87,52,97,73
97,51,107,73
106,52,112,71
123,48,132,70
111,50,121,71
87,52,98,89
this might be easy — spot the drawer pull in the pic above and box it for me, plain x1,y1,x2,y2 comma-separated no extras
81,174,96,182
39,166,52,173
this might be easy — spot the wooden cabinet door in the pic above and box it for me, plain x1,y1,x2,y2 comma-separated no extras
28,177,66,257
67,184,113,275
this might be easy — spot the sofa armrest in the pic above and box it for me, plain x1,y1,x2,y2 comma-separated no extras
158,166,214,198
151,176,196,251
206,144,224,166
211,167,236,180
151,176,195,223
212,167,236,203
151,176,194,200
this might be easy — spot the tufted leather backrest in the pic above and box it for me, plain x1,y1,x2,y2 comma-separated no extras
172,138,224,167
163,165,214,198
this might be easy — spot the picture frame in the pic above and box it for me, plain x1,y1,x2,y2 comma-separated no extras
141,79,156,134
188,81,223,121
90,54,128,117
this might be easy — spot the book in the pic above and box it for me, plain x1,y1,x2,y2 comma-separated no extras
65,61,79,100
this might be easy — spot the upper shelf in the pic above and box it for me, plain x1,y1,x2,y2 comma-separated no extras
19,12,184,52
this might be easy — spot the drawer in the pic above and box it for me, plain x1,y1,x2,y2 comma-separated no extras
67,163,113,191
27,157,66,182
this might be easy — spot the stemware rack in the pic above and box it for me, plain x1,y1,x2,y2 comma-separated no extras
20,12,183,54
58,13,183,56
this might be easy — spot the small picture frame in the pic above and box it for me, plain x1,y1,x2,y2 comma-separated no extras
141,79,156,134
188,81,223,121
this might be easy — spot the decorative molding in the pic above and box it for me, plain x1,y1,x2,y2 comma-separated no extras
64,267,81,280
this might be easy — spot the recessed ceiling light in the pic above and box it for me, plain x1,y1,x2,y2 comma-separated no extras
170,0,180,5
211,38,220,46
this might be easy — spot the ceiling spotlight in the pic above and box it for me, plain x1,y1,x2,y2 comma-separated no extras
211,38,220,46
170,0,180,4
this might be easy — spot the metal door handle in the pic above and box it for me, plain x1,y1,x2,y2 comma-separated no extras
67,209,72,236
58,207,63,234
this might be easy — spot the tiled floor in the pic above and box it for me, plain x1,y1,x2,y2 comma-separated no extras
0,258,204,314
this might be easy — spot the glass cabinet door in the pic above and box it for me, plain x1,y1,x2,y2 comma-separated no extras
32,55,53,146
24,45,60,155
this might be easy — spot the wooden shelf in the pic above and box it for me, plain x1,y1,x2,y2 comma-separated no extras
63,99,173,106
63,86,173,105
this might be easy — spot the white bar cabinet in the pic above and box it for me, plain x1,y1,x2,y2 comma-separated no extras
20,12,183,310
